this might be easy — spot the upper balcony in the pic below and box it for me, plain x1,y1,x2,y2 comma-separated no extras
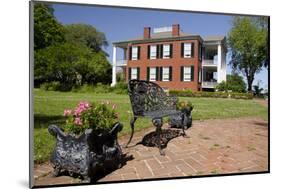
116,59,127,66
202,56,218,67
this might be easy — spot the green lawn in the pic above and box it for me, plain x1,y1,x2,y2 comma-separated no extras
33,89,268,163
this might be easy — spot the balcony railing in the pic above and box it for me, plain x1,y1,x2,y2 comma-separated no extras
116,59,128,66
202,59,217,66
202,81,218,88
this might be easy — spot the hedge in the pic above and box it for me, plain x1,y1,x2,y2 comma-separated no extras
169,90,253,99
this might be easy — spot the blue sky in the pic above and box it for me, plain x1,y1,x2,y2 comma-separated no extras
52,3,268,89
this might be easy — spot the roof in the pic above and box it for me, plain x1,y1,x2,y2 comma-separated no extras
202,35,225,42
113,31,225,47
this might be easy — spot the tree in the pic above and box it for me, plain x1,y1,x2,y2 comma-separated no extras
216,74,246,93
64,24,108,54
35,42,112,87
34,3,65,50
74,51,112,85
228,17,268,92
35,42,91,87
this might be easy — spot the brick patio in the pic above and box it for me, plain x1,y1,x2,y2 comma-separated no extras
34,117,268,186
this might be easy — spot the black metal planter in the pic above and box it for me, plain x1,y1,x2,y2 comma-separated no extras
48,122,124,183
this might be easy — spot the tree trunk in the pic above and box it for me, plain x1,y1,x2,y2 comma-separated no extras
247,76,254,92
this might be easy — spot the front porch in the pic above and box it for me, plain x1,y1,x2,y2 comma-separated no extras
111,44,128,86
202,66,218,89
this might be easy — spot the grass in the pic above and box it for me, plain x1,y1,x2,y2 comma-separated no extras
33,89,268,163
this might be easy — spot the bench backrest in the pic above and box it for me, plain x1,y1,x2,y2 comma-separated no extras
128,80,173,116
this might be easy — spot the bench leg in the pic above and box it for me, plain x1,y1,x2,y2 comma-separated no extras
152,118,165,156
125,116,137,147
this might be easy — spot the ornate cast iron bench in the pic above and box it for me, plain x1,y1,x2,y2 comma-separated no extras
126,79,187,155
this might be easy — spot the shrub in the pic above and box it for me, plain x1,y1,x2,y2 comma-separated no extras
169,89,193,97
177,100,194,110
40,81,61,91
216,74,247,93
169,90,253,99
230,92,253,99
112,82,128,94
63,101,118,135
93,83,112,93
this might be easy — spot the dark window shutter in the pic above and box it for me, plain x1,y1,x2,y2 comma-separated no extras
147,67,150,81
180,66,184,81
181,43,184,58
156,45,159,59
169,66,173,81
159,67,163,81
170,44,173,58
191,66,194,81
137,46,141,60
137,67,140,80
147,45,150,59
191,43,194,58
160,44,163,59
156,67,159,81
129,47,132,60
128,67,131,80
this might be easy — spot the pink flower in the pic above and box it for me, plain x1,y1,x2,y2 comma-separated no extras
63,109,72,116
74,117,82,125
74,101,91,116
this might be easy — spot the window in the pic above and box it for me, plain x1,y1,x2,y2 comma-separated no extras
162,67,170,81
184,43,192,58
132,46,138,60
131,68,138,79
149,67,156,81
163,44,170,59
183,66,191,81
150,45,157,59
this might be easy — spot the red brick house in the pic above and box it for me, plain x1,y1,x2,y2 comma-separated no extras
111,24,227,91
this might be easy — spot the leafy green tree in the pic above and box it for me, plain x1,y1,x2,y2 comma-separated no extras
35,42,112,88
34,3,65,50
74,51,112,85
35,42,91,88
216,74,246,93
228,17,268,91
64,24,108,54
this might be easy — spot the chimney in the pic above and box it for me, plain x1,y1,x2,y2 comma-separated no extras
172,24,180,36
144,27,151,39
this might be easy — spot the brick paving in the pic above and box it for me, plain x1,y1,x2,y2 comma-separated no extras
34,117,268,186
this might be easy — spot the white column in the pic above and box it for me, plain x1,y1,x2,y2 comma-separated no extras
217,44,222,83
111,45,117,87
221,48,226,82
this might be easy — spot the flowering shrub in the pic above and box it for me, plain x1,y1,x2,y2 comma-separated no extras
176,100,194,111
63,101,118,135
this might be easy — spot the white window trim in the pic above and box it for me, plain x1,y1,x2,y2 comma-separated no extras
162,67,170,81
150,45,157,59
184,43,192,58
183,66,191,81
131,68,138,79
163,44,170,59
132,46,138,60
149,67,156,81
